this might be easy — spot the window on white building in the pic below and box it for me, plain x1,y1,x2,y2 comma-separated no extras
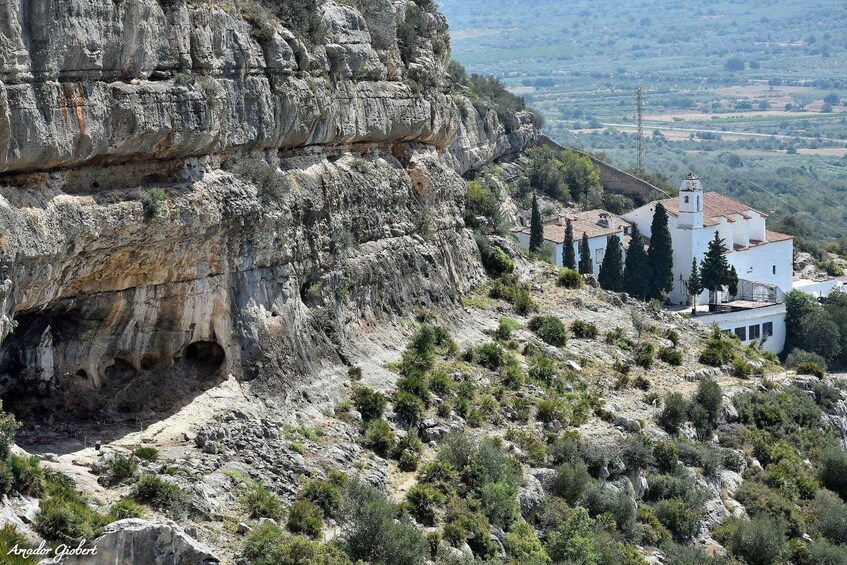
749,324,761,340
734,327,747,341
684,196,689,204
763,322,773,337
772,265,776,275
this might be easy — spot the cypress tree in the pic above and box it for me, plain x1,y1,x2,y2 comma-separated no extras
727,265,739,298
647,203,674,300
578,232,593,274
686,257,703,304
623,225,649,300
700,232,731,306
562,219,576,270
598,234,624,291
529,193,544,253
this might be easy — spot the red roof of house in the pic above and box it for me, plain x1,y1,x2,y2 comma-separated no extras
657,192,767,227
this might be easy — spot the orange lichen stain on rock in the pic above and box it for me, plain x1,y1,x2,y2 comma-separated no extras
60,82,87,151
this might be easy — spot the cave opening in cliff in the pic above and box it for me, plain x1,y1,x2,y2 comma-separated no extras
183,341,225,372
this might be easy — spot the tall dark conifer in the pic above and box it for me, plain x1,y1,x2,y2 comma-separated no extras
578,232,593,274
623,225,649,300
529,193,544,253
562,219,576,270
686,257,703,305
598,235,624,291
647,203,674,300
700,232,732,306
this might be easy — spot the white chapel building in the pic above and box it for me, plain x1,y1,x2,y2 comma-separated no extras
624,174,794,353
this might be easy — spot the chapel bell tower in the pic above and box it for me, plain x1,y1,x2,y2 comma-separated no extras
678,173,703,230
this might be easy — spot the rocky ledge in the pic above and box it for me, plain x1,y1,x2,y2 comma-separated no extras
0,0,537,415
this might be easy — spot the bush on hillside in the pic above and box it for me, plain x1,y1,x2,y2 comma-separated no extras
558,268,583,289
527,316,567,346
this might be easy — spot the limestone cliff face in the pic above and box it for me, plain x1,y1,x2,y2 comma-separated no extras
0,0,537,410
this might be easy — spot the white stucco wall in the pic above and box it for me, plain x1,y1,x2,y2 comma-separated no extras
696,304,786,354
794,279,847,299
624,203,793,306
514,231,619,277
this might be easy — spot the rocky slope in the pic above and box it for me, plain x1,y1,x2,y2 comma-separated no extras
0,0,537,414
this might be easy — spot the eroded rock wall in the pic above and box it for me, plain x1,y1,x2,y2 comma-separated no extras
0,0,537,411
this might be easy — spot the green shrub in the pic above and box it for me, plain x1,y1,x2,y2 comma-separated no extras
646,474,706,506
103,454,138,486
734,479,805,537
109,497,145,521
301,474,346,519
132,446,159,461
654,498,701,540
428,370,453,396
0,402,19,460
797,361,826,378
347,365,363,380
734,388,823,437
527,315,567,346
241,522,351,565
621,435,655,472
0,460,12,496
287,500,323,539
241,480,284,520
394,432,423,472
659,346,683,366
142,187,166,219
536,396,569,424
494,316,522,341
805,540,847,565
481,246,515,277
812,489,847,544
338,481,428,564
393,391,424,427
662,543,735,565
634,374,651,390
550,461,592,504
489,276,537,314
558,268,583,289
352,387,387,421
502,519,550,564
571,320,598,339
819,447,847,500
0,524,38,565
480,480,520,528
405,483,444,526
444,497,497,559
699,334,734,366
726,516,786,565
635,342,655,368
35,496,103,545
505,428,548,466
653,441,679,474
467,341,509,370
659,393,689,433
581,482,636,534
417,460,459,496
9,455,43,496
785,348,827,370
528,353,557,384
396,374,430,406
130,474,189,518
363,419,396,457
693,378,722,428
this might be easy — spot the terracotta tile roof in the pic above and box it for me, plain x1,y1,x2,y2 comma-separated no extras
764,230,793,243
516,209,629,244
657,192,767,227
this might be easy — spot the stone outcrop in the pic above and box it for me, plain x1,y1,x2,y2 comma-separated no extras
48,519,219,565
0,1,537,415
